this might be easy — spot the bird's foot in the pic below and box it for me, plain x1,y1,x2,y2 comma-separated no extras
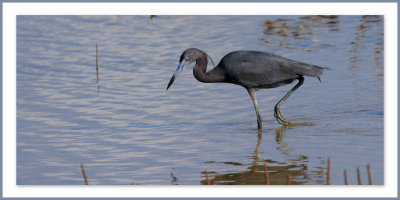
274,110,289,125
274,105,289,125
276,117,289,126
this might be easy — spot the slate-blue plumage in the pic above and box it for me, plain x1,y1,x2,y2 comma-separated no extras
167,48,326,129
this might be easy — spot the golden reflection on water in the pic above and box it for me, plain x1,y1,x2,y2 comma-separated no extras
261,15,340,52
201,123,324,185
261,15,383,67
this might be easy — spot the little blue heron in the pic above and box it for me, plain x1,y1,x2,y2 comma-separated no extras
166,48,326,129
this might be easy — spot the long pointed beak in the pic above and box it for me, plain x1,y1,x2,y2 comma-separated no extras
166,61,187,91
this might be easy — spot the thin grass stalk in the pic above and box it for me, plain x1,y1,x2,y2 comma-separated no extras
264,163,270,185
96,44,98,75
367,164,372,185
327,157,331,185
80,163,88,185
344,169,348,185
205,171,210,185
357,167,362,185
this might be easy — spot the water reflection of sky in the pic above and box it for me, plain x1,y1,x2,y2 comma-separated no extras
17,15,383,185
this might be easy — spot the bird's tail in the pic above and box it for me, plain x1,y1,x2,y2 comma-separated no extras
294,61,330,79
316,67,330,82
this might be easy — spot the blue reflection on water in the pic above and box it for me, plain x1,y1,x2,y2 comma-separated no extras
17,15,383,185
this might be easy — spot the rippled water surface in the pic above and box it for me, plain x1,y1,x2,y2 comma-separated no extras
17,15,383,185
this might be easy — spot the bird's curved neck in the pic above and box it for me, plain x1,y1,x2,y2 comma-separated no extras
193,56,225,83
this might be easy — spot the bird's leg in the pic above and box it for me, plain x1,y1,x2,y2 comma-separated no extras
247,88,262,130
274,77,304,125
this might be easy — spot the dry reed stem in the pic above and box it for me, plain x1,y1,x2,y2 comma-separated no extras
80,163,88,185
264,163,270,185
327,157,331,185
205,171,210,185
287,174,290,185
344,169,348,185
367,164,372,185
357,167,362,185
96,43,99,84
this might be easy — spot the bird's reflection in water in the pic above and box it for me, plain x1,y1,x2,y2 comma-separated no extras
202,123,324,185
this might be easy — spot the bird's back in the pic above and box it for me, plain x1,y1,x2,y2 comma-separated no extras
217,51,325,88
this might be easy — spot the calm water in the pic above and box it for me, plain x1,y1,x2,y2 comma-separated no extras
17,15,383,185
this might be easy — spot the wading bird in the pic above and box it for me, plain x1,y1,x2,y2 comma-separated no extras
166,48,326,129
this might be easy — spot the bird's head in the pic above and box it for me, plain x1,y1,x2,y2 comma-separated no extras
166,48,199,91
166,48,214,91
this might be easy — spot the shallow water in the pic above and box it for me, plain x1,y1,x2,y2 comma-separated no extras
17,15,383,185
